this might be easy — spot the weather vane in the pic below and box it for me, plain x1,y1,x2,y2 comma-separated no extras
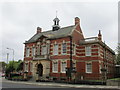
56,10,58,18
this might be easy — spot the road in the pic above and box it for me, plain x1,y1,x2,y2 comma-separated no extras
1,77,119,90
2,77,64,88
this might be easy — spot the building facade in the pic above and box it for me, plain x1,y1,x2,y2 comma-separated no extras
23,17,115,81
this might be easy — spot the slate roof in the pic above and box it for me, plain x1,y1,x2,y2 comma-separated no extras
25,25,76,44
79,37,115,55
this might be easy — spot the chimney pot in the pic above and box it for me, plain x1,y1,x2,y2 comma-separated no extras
98,30,102,41
75,17,80,25
37,27,42,34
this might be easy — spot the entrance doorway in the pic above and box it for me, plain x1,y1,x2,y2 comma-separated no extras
37,63,43,76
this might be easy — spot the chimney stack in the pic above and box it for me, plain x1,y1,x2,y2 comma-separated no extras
98,30,102,41
37,27,42,34
75,17,80,25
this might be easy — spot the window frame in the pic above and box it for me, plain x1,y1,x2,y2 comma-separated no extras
52,61,58,73
62,43,67,55
85,46,91,56
86,62,92,73
32,47,36,56
30,62,33,72
26,48,30,57
61,61,67,73
41,45,47,55
53,44,58,55
24,63,28,72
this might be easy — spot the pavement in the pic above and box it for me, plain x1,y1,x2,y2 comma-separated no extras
2,77,120,89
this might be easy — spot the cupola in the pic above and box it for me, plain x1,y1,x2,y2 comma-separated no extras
52,16,60,31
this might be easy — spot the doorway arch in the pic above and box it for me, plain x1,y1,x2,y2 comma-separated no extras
37,63,43,76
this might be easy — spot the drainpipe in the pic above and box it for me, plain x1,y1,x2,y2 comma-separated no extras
69,36,73,81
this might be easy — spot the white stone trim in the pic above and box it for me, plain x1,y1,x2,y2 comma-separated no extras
74,29,83,35
76,60,100,62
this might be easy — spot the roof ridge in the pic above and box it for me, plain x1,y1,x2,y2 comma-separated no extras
60,25,75,29
41,25,75,33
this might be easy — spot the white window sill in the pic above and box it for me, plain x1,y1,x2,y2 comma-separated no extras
62,53,67,55
86,72,92,74
26,56,30,57
53,54,58,55
52,71,58,73
85,55,91,57
61,71,66,73
24,71,28,72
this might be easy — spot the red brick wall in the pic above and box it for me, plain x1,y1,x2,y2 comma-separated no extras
23,20,115,80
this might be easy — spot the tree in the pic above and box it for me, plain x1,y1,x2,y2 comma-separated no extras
16,60,23,71
116,43,120,65
5,60,23,76
0,62,7,72
5,61,15,73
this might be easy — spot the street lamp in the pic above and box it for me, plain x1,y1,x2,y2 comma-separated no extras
6,53,9,64
6,47,14,62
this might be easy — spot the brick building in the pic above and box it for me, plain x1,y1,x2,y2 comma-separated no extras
23,17,115,81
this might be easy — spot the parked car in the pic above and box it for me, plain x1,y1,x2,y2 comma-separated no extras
1,73,5,77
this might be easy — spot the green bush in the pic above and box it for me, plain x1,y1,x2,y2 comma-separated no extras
12,76,23,79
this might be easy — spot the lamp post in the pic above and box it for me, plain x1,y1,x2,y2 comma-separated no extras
6,53,9,64
6,48,14,62
6,47,14,72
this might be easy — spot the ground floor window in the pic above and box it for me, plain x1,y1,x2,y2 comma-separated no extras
30,62,33,72
24,63,28,72
86,62,92,73
52,61,58,73
61,62,66,73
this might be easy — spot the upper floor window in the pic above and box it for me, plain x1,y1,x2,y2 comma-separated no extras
41,46,47,55
85,46,91,56
32,47,36,56
37,45,40,55
86,62,92,73
62,43,67,54
26,48,30,57
61,62,66,73
53,44,58,55
52,62,58,72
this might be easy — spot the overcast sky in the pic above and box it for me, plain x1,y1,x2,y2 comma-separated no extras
0,0,119,63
